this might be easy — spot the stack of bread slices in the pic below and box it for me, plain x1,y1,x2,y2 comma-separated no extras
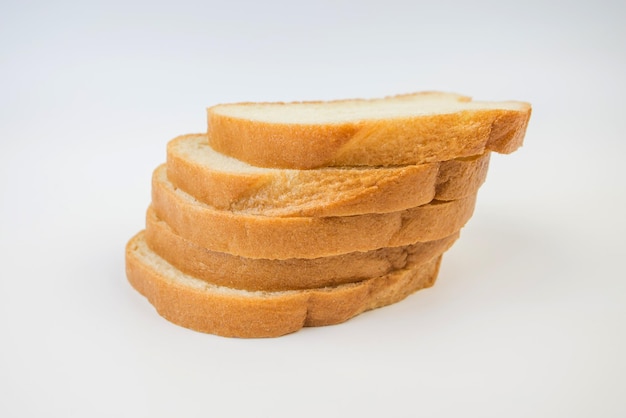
125,92,531,338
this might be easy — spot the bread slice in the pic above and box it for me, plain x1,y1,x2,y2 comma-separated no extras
144,206,458,291
151,165,476,259
207,92,531,169
126,231,442,338
167,133,490,217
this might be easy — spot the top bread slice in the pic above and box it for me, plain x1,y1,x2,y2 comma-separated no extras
207,92,531,169
167,133,490,217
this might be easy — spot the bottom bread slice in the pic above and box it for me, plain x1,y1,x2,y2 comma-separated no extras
126,231,442,338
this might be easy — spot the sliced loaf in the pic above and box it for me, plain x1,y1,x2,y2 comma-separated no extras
167,133,490,217
127,231,442,338
207,92,531,169
144,206,458,291
150,164,477,259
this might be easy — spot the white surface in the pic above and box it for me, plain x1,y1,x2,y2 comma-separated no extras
1,0,625,417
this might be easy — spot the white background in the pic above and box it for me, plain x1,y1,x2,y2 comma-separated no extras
1,0,625,417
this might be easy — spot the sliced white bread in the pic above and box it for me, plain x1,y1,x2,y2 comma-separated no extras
167,133,490,217
150,165,477,259
207,92,531,169
144,206,459,291
126,231,442,338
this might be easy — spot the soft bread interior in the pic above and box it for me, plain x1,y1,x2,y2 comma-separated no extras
211,92,530,124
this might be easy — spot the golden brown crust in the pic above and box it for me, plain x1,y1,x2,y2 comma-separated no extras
435,153,490,200
150,165,477,259
166,134,490,217
207,93,531,169
144,206,458,291
126,231,442,338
